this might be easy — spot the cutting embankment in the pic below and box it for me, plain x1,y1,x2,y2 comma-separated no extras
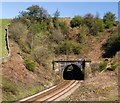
1,21,59,101
1,5,119,102
63,26,119,101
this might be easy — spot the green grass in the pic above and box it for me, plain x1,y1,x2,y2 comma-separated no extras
24,58,36,72
2,85,44,101
0,19,11,58
99,61,108,72
2,76,45,101
2,77,18,95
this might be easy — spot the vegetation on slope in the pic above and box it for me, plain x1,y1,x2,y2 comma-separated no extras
2,4,119,102
102,24,120,57
2,76,44,101
8,5,118,71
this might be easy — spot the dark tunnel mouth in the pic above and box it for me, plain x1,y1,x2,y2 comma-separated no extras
63,64,84,80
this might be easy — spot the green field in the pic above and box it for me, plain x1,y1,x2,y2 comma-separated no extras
0,19,11,58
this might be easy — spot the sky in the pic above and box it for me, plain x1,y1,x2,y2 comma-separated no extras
1,2,119,20
1,0,120,2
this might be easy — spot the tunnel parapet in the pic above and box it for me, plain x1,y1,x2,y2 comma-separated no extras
52,59,91,80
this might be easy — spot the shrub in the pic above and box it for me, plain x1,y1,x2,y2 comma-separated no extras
24,59,36,72
77,26,88,43
103,12,116,29
99,61,107,72
103,31,120,57
55,40,81,55
72,45,81,54
48,29,65,44
77,32,84,43
60,41,73,54
111,63,118,71
32,46,52,66
72,41,81,54
29,22,47,34
83,13,94,28
2,77,18,95
9,21,28,46
91,62,101,75
59,21,68,34
21,44,31,54
70,16,83,28
90,19,104,35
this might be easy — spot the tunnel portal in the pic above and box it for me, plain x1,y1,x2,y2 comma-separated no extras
63,64,84,80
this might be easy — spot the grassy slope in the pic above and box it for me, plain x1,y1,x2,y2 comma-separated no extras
0,19,11,58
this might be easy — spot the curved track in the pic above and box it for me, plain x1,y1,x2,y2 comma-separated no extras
17,80,79,102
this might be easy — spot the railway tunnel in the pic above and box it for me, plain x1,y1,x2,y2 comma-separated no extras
63,64,84,80
53,60,91,80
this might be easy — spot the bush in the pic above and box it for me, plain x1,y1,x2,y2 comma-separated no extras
9,21,28,45
62,41,72,54
77,32,84,43
77,26,88,43
21,44,31,54
90,19,104,35
72,44,81,54
24,59,36,72
70,16,83,28
48,29,65,44
55,40,81,55
91,62,101,75
2,77,18,95
83,13,94,28
99,61,107,72
32,46,52,66
29,22,47,34
103,31,120,57
59,21,68,34
111,63,118,71
103,12,116,29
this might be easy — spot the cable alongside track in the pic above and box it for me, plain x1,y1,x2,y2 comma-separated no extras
17,80,79,102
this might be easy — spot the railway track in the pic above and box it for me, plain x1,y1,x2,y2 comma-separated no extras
16,80,79,102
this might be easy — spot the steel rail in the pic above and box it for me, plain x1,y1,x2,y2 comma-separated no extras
17,80,78,102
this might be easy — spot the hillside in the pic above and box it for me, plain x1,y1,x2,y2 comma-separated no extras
2,39,59,101
63,46,119,101
63,70,118,101
2,19,119,101
62,21,119,101
82,30,112,61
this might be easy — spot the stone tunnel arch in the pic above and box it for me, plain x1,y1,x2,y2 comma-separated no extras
63,64,84,80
